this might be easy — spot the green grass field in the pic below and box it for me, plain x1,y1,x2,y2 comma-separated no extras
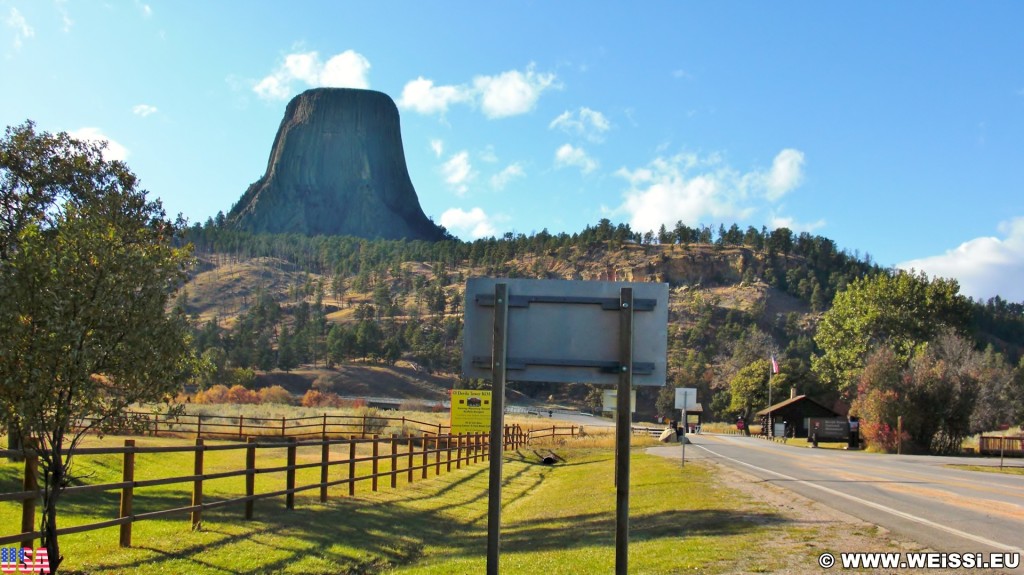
1,435,834,574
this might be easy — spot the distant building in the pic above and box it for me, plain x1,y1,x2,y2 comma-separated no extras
755,392,841,438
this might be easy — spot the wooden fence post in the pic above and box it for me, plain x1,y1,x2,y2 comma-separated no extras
191,438,203,531
281,417,287,438
238,416,244,440
421,433,429,480
20,440,37,550
245,437,256,520
120,439,136,547
286,437,296,510
456,434,462,470
446,435,452,473
322,414,328,440
407,437,414,484
361,415,367,438
348,438,357,497
371,435,379,492
196,415,202,440
320,437,329,503
390,434,398,489
434,434,441,476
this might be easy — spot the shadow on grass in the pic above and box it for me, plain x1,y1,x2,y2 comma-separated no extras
499,508,785,554
49,449,789,574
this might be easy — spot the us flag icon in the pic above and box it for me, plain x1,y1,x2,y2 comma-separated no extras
0,547,49,574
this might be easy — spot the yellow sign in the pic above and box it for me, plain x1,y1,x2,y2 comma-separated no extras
450,390,492,435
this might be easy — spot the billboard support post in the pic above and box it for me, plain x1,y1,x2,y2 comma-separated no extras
680,390,687,468
615,287,633,575
486,283,508,575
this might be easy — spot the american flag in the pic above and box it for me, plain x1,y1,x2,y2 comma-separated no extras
0,547,49,574
770,355,779,374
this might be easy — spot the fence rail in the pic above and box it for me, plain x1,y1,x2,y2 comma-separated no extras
0,425,527,550
79,411,449,441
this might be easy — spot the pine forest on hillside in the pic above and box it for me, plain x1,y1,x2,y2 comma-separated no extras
176,217,1024,455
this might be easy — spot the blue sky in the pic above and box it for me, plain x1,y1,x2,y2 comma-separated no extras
3,1,1023,302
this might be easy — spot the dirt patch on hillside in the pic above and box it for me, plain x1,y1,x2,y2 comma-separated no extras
253,364,452,400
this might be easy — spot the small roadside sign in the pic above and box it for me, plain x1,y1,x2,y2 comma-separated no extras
675,388,698,410
602,389,636,413
450,390,492,435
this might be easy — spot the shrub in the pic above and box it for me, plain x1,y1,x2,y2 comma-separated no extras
312,374,337,393
258,385,293,405
301,389,344,408
227,367,256,388
227,385,259,404
357,406,390,435
194,384,229,404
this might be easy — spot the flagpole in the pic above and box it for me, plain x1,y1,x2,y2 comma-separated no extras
767,363,772,439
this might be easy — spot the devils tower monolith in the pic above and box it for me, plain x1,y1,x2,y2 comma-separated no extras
227,88,445,240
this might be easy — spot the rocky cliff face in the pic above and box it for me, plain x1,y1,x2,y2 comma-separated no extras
228,88,445,241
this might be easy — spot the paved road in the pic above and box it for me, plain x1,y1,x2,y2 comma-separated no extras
649,433,1024,568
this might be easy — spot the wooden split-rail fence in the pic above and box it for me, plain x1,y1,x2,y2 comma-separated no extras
81,411,606,444
0,425,527,550
79,411,605,446
82,411,450,441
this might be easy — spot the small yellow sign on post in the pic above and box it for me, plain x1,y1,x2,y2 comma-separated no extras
450,390,493,435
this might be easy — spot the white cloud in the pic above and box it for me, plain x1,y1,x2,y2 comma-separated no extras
399,63,558,119
132,104,158,117
474,64,557,118
440,207,497,239
441,151,474,195
69,128,129,162
478,145,498,163
430,139,444,158
549,107,610,142
898,218,1024,302
55,0,73,32
764,149,805,200
320,51,371,88
614,149,807,234
135,1,152,18
491,163,525,190
282,52,320,85
397,77,472,115
6,7,34,51
254,49,370,101
554,144,598,174
254,75,290,100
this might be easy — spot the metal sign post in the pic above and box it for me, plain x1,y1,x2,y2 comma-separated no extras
462,278,667,575
674,387,697,468
486,283,509,575
615,287,633,575
680,390,687,468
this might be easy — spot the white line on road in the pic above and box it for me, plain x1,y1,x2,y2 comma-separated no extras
694,442,1023,554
